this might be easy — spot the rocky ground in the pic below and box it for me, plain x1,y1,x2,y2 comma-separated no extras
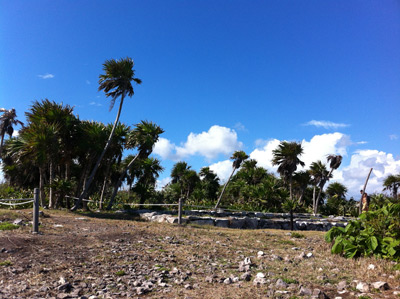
0,209,399,299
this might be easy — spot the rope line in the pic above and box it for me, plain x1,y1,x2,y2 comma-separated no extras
0,198,34,202
0,200,34,206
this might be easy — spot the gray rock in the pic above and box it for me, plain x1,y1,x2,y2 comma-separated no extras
298,286,313,296
13,219,23,225
337,280,347,291
371,281,389,290
240,272,251,281
275,279,288,289
356,281,369,292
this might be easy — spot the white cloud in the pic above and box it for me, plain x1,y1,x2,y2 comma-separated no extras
209,160,233,183
156,177,172,190
249,133,350,172
153,125,242,161
301,133,350,168
234,122,247,132
305,120,349,129
389,134,398,140
338,150,400,198
153,138,177,160
89,101,102,107
38,73,55,79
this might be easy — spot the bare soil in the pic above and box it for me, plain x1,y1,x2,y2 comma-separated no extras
0,209,399,298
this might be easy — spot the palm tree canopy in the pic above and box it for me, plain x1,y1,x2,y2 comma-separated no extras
327,154,342,171
230,150,249,169
126,121,164,157
171,161,191,184
0,108,24,138
272,141,305,181
326,182,348,199
309,160,331,187
98,57,142,111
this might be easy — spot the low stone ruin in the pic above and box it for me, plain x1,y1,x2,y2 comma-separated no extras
129,209,350,231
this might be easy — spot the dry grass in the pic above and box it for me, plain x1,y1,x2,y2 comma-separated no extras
0,208,399,298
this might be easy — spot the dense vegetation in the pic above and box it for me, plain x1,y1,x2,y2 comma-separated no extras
1,57,399,218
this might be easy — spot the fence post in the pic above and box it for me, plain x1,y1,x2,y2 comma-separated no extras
33,188,39,234
178,197,183,225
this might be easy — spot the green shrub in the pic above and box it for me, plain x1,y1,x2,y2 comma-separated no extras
0,222,19,231
325,203,400,261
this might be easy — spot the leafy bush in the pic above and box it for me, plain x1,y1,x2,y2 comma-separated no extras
325,202,400,261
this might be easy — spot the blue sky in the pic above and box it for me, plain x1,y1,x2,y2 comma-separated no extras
1,1,399,199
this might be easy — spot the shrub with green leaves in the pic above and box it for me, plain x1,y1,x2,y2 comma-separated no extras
325,202,400,261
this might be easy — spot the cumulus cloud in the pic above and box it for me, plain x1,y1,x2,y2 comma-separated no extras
38,73,55,79
153,125,242,161
338,150,400,197
249,133,350,172
305,120,349,129
209,160,233,183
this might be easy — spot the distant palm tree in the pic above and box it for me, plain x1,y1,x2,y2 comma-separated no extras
0,108,23,157
73,57,142,210
199,167,220,202
383,174,400,200
272,141,305,202
214,150,249,209
310,154,342,214
107,121,163,209
309,160,331,214
132,157,164,205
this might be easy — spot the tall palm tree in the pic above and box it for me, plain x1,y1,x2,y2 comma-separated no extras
214,150,249,209
0,108,24,157
383,174,400,200
107,121,163,209
73,57,142,210
272,141,304,230
271,141,305,202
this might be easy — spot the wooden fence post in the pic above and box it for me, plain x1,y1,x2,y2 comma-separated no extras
178,197,183,225
33,188,39,234
359,168,373,214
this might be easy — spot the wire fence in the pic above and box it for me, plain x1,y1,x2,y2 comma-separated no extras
0,188,40,233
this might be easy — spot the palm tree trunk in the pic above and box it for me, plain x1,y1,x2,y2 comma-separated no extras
49,162,55,208
359,168,373,214
107,153,140,210
0,133,4,157
312,186,317,214
39,166,45,207
72,95,125,211
215,167,236,210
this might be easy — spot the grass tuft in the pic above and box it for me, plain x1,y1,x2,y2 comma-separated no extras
0,222,19,231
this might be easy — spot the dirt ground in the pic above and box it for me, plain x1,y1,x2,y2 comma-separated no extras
0,209,399,299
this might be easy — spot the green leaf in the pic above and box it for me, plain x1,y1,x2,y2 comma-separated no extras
332,236,344,254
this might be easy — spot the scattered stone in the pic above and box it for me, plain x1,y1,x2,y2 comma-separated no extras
271,254,283,261
371,281,389,290
240,272,251,281
356,281,369,292
306,252,314,258
368,264,376,270
223,278,232,284
184,284,193,290
257,251,265,258
13,219,23,225
275,279,288,289
337,280,347,291
298,286,312,296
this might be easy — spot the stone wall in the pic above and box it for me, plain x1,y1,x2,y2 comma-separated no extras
131,209,350,231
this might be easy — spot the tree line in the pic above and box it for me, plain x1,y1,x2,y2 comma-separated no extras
1,57,399,215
